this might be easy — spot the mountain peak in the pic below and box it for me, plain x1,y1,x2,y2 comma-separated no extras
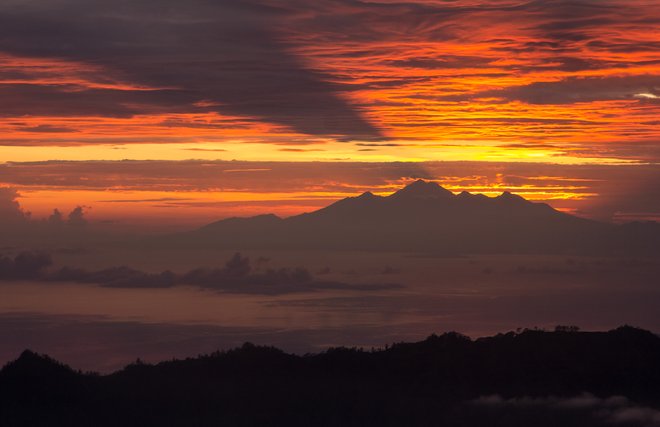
496,191,527,203
357,191,375,199
2,349,74,377
391,179,453,199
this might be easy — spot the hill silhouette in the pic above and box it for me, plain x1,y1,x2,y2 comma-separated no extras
166,180,659,254
1,326,659,426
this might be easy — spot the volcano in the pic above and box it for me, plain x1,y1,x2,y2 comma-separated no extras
172,180,658,254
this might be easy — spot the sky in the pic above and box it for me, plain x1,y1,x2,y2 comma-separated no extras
1,0,659,228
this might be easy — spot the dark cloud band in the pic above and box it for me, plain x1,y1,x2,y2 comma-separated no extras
0,0,382,140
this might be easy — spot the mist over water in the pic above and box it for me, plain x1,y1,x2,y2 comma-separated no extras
2,250,658,372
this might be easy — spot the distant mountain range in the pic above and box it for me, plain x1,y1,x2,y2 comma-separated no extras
166,180,659,254
2,326,659,426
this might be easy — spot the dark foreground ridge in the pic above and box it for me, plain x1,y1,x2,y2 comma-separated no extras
2,326,660,426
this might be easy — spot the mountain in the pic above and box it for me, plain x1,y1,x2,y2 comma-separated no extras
169,180,658,254
2,327,660,426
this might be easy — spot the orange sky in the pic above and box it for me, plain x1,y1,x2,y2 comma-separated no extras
1,160,657,229
0,0,658,227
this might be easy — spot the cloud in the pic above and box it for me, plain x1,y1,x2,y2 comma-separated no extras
0,187,30,223
17,124,78,133
0,0,382,140
465,75,660,105
48,208,64,225
98,197,195,203
0,251,52,279
50,265,178,289
383,55,494,70
66,206,88,227
182,148,227,153
473,394,660,426
0,189,92,236
0,251,402,295
0,160,429,194
7,194,79,221
0,83,196,118
0,0,657,153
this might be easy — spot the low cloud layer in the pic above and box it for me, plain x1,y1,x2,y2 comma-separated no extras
0,186,88,232
0,251,401,295
0,187,30,223
474,394,660,427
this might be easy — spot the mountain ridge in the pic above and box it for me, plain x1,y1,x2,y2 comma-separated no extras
2,326,660,427
163,180,658,254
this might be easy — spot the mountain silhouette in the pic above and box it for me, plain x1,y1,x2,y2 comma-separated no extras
165,180,659,254
2,326,660,426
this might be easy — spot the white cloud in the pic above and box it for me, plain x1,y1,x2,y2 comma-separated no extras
473,394,660,426
634,93,659,99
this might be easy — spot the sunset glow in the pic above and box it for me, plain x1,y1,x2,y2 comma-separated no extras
0,0,658,225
